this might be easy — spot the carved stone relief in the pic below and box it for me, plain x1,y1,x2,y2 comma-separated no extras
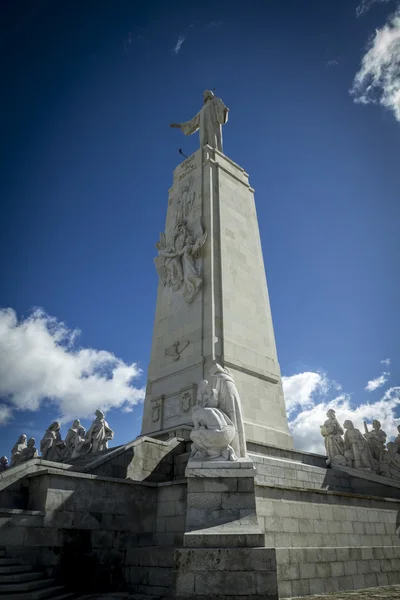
165,339,189,362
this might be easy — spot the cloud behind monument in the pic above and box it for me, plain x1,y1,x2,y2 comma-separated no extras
0,307,144,424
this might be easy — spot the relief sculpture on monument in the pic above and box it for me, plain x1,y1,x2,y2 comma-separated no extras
154,221,207,303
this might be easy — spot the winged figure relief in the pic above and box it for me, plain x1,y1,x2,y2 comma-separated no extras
154,222,207,303
165,339,190,361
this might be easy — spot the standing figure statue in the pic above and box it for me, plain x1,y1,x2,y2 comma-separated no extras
209,364,247,458
393,425,400,451
19,438,39,463
190,379,237,461
343,420,376,471
0,456,9,472
170,90,229,152
71,424,88,459
10,434,27,467
363,420,387,463
320,409,346,467
85,410,114,454
40,422,65,462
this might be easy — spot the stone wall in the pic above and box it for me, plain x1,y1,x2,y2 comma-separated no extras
0,469,187,594
256,484,400,549
276,546,400,598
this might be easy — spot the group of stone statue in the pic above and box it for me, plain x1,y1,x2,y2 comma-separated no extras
0,410,114,472
190,364,247,462
320,409,400,480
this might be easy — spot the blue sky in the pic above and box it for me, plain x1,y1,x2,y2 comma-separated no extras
1,0,400,459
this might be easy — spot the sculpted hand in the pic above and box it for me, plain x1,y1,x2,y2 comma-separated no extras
170,123,181,129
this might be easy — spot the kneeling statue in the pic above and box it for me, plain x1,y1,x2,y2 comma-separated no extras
190,379,237,461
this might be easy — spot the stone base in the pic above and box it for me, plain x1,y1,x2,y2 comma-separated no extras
173,547,278,600
184,457,264,549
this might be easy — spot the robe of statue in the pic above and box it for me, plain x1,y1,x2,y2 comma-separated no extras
40,427,62,462
212,367,247,458
179,95,229,152
86,411,114,454
11,435,27,467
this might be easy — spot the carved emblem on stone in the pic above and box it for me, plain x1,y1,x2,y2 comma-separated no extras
180,388,194,412
151,398,162,423
154,221,207,304
165,339,189,362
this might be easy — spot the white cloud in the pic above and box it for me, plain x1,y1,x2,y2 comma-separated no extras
0,404,12,426
351,7,400,122
0,308,144,423
326,59,339,67
356,0,394,18
381,357,391,365
173,35,185,54
283,371,400,454
365,372,390,391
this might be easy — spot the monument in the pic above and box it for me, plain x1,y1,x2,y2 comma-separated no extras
1,91,400,600
141,90,294,451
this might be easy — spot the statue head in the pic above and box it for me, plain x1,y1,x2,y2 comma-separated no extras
203,90,215,104
326,409,336,419
0,456,8,467
72,419,81,428
27,437,35,448
49,421,60,432
343,420,354,430
372,419,381,430
95,409,105,420
17,434,27,445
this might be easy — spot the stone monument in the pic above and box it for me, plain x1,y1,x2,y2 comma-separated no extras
141,90,293,451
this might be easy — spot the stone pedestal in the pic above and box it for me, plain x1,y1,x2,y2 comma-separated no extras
141,145,293,450
173,457,277,599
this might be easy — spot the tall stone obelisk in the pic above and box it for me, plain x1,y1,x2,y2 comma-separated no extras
141,91,293,450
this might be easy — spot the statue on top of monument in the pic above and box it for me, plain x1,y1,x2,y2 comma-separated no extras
85,409,114,454
320,409,346,467
40,421,65,462
170,90,229,152
363,419,387,463
10,434,27,467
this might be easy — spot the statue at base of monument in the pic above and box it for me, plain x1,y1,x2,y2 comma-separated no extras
210,364,247,459
10,434,27,467
19,437,39,463
190,379,237,461
393,425,400,451
0,456,9,472
64,419,88,460
379,442,400,479
343,420,377,471
40,421,65,462
170,90,229,152
85,409,114,454
363,419,387,463
320,409,346,467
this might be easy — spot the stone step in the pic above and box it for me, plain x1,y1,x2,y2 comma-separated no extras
0,564,32,574
0,584,66,600
49,594,76,600
0,570,42,583
0,576,55,592
0,556,25,566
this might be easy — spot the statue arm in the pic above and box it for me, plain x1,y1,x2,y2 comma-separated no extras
174,113,200,137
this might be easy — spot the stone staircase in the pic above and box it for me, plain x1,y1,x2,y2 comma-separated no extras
0,548,76,600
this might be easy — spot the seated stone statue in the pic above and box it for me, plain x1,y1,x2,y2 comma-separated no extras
363,420,386,462
40,421,65,462
320,409,346,467
64,419,88,460
190,379,236,461
19,438,39,463
71,424,88,459
343,420,377,471
10,434,27,467
378,442,400,480
0,456,9,472
85,410,114,454
393,425,400,451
